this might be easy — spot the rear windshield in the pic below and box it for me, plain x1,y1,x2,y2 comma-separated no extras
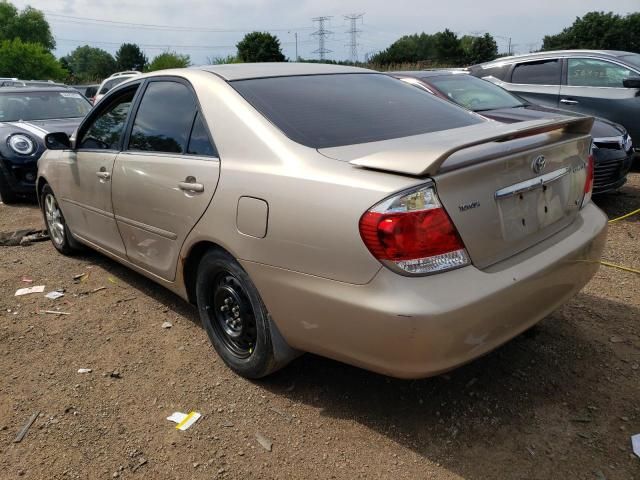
427,74,525,111
231,73,483,149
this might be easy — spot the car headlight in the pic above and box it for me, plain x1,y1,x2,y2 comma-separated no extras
8,134,36,155
623,134,633,152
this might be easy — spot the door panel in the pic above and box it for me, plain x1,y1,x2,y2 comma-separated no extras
111,152,219,280
504,84,560,108
59,151,126,255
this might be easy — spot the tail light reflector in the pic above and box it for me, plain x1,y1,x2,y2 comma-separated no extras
581,153,594,208
359,185,470,275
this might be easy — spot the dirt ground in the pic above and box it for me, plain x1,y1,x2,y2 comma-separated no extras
0,174,639,480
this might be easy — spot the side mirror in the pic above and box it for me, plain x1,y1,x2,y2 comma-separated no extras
45,132,71,150
622,76,640,88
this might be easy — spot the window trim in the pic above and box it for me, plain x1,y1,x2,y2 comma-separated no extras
123,76,218,159
509,58,562,87
76,81,143,153
564,57,638,90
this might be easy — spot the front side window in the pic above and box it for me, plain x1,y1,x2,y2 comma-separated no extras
567,58,635,88
79,88,136,150
129,81,197,154
511,59,561,85
232,74,482,149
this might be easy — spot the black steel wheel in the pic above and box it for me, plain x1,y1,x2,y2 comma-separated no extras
195,249,293,378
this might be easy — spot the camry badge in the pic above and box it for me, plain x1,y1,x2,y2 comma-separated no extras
531,155,546,174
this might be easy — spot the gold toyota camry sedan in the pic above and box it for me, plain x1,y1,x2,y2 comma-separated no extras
37,63,607,379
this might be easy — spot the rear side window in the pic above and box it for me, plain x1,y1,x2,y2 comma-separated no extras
231,74,482,149
129,81,196,154
511,59,561,85
187,112,217,156
473,64,510,81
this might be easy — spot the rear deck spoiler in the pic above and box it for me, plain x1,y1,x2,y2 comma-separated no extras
342,116,594,176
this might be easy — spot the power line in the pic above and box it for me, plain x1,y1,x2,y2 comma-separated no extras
311,16,332,61
344,13,364,63
44,11,313,33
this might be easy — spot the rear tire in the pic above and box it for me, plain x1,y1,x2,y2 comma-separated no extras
195,249,286,378
40,184,81,255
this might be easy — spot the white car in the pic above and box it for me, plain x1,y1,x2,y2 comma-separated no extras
93,71,142,105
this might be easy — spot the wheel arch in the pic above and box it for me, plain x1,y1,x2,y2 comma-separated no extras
182,240,236,305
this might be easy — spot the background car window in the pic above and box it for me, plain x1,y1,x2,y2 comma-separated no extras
232,74,483,149
511,59,561,85
187,112,217,156
129,81,196,154
567,58,634,88
99,77,128,95
426,75,525,111
0,91,91,122
79,89,136,150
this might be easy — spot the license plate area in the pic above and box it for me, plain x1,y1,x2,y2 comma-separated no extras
495,167,575,242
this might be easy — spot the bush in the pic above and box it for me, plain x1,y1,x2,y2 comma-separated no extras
0,38,67,80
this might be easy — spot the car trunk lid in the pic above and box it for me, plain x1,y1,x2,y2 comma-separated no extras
320,117,594,269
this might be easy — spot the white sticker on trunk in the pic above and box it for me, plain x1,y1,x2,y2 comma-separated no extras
60,92,82,99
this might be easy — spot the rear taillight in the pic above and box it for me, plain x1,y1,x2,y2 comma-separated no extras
581,153,594,208
359,184,470,275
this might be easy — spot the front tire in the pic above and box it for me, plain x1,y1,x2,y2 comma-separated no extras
195,249,283,378
40,184,80,255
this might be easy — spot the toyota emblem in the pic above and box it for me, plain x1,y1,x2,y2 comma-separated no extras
531,155,546,174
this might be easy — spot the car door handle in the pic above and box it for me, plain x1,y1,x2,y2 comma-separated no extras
560,98,579,105
96,171,111,180
178,180,204,193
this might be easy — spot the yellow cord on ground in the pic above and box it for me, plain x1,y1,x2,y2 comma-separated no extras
599,261,640,275
608,207,640,223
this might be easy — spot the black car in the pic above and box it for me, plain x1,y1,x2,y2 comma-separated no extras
392,70,634,194
0,86,92,203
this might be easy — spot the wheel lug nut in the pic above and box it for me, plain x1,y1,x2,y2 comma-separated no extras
220,305,229,312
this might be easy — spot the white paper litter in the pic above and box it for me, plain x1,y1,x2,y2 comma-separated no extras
45,291,65,300
167,411,201,430
15,285,45,296
77,368,92,374
632,434,640,458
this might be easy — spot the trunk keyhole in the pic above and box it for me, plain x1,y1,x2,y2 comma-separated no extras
521,218,526,227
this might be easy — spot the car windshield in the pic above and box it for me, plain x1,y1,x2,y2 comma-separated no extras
0,91,91,122
231,73,482,149
426,74,526,111
618,53,640,70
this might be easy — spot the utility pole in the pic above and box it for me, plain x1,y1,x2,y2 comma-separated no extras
344,13,364,63
311,16,332,61
288,31,299,61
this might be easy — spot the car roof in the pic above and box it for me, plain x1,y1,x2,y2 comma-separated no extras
389,69,469,79
476,49,634,67
195,62,373,81
0,86,79,94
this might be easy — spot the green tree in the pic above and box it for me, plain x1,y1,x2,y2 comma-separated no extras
115,43,147,71
236,32,285,62
0,39,66,80
466,33,498,64
63,45,117,82
542,11,639,52
147,51,191,71
0,2,55,51
369,33,435,65
433,29,464,64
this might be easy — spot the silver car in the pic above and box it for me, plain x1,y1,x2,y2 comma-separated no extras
469,49,640,153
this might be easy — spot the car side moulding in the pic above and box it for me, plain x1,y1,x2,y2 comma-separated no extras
236,196,269,238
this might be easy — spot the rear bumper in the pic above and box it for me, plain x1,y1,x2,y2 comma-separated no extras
243,202,607,378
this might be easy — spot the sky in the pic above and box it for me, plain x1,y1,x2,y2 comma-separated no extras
11,0,640,64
